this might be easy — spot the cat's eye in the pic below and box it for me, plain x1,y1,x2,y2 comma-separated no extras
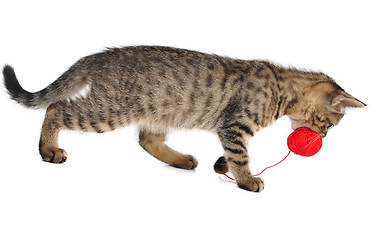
327,124,334,130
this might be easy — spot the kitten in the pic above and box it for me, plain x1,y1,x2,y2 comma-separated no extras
3,46,365,192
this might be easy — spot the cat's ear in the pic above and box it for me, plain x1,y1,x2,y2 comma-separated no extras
328,90,366,113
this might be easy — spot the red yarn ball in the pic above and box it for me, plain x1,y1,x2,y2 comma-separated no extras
287,127,323,157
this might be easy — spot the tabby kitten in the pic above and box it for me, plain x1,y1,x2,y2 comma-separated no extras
3,46,365,192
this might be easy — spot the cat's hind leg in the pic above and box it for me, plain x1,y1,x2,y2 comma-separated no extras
138,129,198,170
39,103,67,163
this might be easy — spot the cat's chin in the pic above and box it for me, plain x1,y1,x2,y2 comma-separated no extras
291,119,311,130
290,119,308,130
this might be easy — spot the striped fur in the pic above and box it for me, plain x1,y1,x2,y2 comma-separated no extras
3,46,365,192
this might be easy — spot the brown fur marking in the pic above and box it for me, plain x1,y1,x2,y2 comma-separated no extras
3,46,366,192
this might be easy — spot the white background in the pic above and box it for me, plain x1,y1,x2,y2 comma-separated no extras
1,0,380,239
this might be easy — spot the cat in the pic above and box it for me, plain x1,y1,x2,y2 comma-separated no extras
3,46,366,192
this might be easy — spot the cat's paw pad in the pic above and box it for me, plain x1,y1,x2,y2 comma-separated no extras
170,155,198,170
237,177,264,192
214,156,228,174
41,147,67,164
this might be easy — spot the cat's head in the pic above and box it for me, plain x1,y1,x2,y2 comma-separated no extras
288,81,366,137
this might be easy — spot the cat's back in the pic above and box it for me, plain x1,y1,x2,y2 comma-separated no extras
79,46,226,87
65,46,257,130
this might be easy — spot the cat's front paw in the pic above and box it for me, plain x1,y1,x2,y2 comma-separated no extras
214,156,228,174
237,176,264,192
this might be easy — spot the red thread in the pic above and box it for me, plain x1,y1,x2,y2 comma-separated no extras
222,127,322,181
252,150,291,176
223,150,291,180
223,173,236,181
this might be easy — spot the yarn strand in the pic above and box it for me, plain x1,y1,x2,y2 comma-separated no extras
223,150,292,181
252,150,291,176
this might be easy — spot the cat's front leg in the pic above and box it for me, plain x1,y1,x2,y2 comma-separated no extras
227,156,264,192
218,127,264,192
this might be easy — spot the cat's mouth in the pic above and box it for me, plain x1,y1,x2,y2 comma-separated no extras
290,119,326,137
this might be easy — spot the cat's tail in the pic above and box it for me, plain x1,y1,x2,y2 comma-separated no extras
3,65,88,109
